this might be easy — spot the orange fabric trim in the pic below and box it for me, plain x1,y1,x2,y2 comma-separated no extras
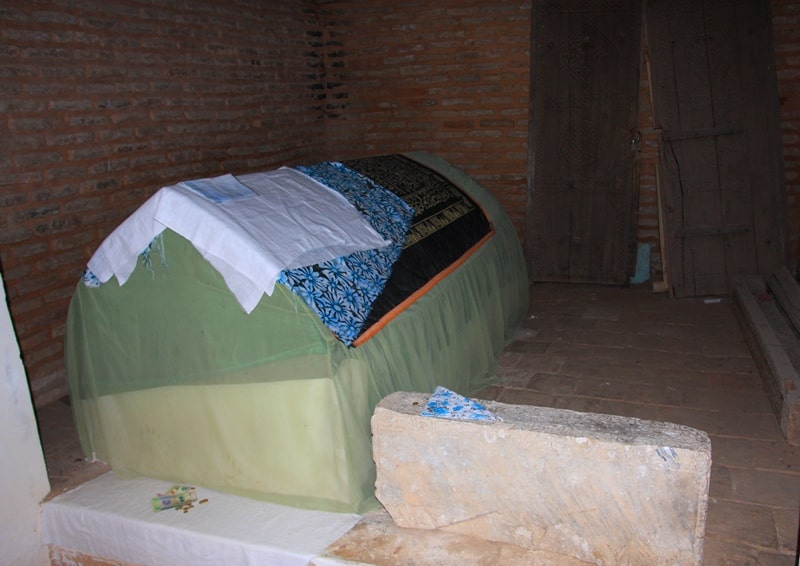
352,226,495,347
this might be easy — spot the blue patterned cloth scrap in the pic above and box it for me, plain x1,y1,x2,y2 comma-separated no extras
82,268,102,288
278,162,415,346
420,386,499,421
82,234,166,287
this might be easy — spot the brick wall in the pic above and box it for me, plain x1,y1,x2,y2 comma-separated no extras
773,0,800,272
635,65,663,283
1,0,799,406
323,0,800,285
0,0,327,405
319,1,531,236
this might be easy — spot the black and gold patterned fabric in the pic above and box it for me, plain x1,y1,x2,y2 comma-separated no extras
343,154,493,342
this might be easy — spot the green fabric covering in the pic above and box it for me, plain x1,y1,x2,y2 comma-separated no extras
65,151,529,513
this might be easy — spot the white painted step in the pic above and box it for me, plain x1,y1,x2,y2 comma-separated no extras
42,472,360,566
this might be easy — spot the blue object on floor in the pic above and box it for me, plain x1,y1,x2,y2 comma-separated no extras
630,242,651,284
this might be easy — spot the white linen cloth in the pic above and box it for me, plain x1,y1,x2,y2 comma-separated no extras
42,472,361,566
86,167,390,313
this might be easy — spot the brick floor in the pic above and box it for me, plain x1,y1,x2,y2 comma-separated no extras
39,283,800,564
37,396,110,502
471,283,800,565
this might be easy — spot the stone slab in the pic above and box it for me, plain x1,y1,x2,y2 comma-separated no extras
372,391,711,565
321,509,596,566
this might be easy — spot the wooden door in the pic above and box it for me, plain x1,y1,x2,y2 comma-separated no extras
645,0,787,297
527,0,642,284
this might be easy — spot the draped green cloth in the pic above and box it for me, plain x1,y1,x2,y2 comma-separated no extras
65,152,529,513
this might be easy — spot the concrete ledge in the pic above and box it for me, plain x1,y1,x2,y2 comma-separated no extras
372,392,711,566
42,472,360,566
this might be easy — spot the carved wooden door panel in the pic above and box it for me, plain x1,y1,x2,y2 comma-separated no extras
645,0,787,297
527,0,642,284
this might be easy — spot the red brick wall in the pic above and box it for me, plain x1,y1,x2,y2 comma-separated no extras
773,0,800,272
0,0,327,405
325,0,800,285
2,0,799,406
636,44,664,284
318,1,531,235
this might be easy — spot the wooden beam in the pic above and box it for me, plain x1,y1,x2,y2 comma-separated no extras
733,279,800,445
767,266,800,336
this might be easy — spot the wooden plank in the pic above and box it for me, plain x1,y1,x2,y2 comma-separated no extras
714,132,758,285
670,4,714,132
656,147,684,295
687,237,726,296
733,281,800,445
703,2,744,129
767,267,800,336
645,0,787,297
725,231,759,287
529,4,572,281
678,225,750,237
527,0,640,284
733,0,788,275
646,0,707,296
663,127,743,142
676,135,726,295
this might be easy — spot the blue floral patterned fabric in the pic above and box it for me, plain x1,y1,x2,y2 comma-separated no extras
420,386,499,421
278,162,414,346
82,234,166,288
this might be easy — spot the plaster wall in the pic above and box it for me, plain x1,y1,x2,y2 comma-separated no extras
0,270,50,566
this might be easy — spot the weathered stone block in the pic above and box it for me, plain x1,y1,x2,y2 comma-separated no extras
372,392,711,565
